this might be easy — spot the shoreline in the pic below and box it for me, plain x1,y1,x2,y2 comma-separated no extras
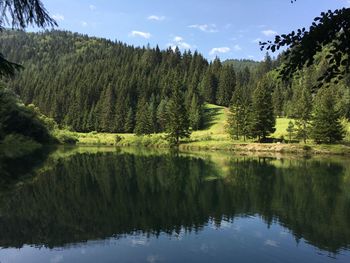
73,132,350,156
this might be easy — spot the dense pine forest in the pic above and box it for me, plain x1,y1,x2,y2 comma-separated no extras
1,29,349,144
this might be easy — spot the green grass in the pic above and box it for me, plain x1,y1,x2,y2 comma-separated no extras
59,103,350,155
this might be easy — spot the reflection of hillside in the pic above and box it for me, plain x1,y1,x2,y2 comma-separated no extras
0,150,349,254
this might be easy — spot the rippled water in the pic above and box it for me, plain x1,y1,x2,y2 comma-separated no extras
0,147,349,263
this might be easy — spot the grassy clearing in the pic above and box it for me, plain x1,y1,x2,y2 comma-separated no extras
63,103,350,155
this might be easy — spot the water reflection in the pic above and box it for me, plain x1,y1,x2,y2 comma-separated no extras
0,148,349,258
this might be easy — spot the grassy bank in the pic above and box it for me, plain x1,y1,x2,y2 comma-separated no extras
58,104,350,155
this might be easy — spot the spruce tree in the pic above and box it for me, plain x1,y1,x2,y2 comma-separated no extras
286,121,295,142
216,65,236,106
124,107,134,133
311,88,345,144
250,76,276,142
166,83,191,146
189,94,202,130
227,85,252,141
134,99,153,135
156,99,168,132
294,77,313,143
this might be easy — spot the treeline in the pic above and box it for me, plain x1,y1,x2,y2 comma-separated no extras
0,30,243,134
227,51,350,143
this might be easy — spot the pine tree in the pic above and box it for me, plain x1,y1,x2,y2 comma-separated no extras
227,85,252,141
286,121,295,142
124,107,134,133
156,99,168,132
189,94,202,130
250,76,276,142
134,99,153,135
311,88,345,144
293,73,313,143
216,65,236,106
166,83,191,145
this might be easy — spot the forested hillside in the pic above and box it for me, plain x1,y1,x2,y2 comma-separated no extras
1,30,349,144
0,30,268,134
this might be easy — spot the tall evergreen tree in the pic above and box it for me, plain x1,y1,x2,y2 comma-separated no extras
216,65,236,106
311,88,345,144
166,83,191,145
189,94,202,131
250,76,276,142
293,74,313,143
227,85,252,141
134,99,153,135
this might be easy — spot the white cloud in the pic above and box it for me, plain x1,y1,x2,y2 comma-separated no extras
262,29,277,36
209,47,230,55
52,14,64,21
81,21,88,27
174,36,183,42
189,24,218,33
147,15,165,21
130,30,151,39
168,36,192,50
89,4,96,11
252,38,262,43
233,44,242,51
264,239,279,247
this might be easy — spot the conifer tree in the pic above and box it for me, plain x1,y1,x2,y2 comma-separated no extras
311,88,345,144
294,78,313,143
250,76,276,142
134,99,153,135
124,107,134,133
156,99,168,132
227,85,252,141
286,121,295,142
216,65,236,106
166,83,191,145
189,94,202,130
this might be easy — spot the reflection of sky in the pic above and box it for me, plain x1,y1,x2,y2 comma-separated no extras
1,216,349,263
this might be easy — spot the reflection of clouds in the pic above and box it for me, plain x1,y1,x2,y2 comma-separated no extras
200,243,209,253
130,237,150,247
264,239,279,247
81,248,86,254
255,231,262,238
50,255,63,263
233,225,241,232
280,231,288,236
147,254,162,263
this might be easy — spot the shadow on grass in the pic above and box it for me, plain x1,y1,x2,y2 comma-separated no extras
201,106,222,130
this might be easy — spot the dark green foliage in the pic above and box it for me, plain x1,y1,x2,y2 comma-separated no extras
261,7,350,87
286,121,295,142
0,0,56,77
227,85,252,141
0,85,52,144
293,73,313,143
311,88,345,143
165,83,191,145
134,99,153,135
250,76,276,142
216,65,236,106
0,30,208,133
189,94,202,130
124,108,134,133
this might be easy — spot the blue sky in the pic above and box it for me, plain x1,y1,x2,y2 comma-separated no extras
38,0,349,61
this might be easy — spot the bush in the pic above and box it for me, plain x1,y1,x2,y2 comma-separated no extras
56,132,78,145
115,135,124,144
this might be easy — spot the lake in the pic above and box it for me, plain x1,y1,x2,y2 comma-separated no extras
0,147,350,263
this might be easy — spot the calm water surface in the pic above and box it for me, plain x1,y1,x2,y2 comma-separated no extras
0,147,350,263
